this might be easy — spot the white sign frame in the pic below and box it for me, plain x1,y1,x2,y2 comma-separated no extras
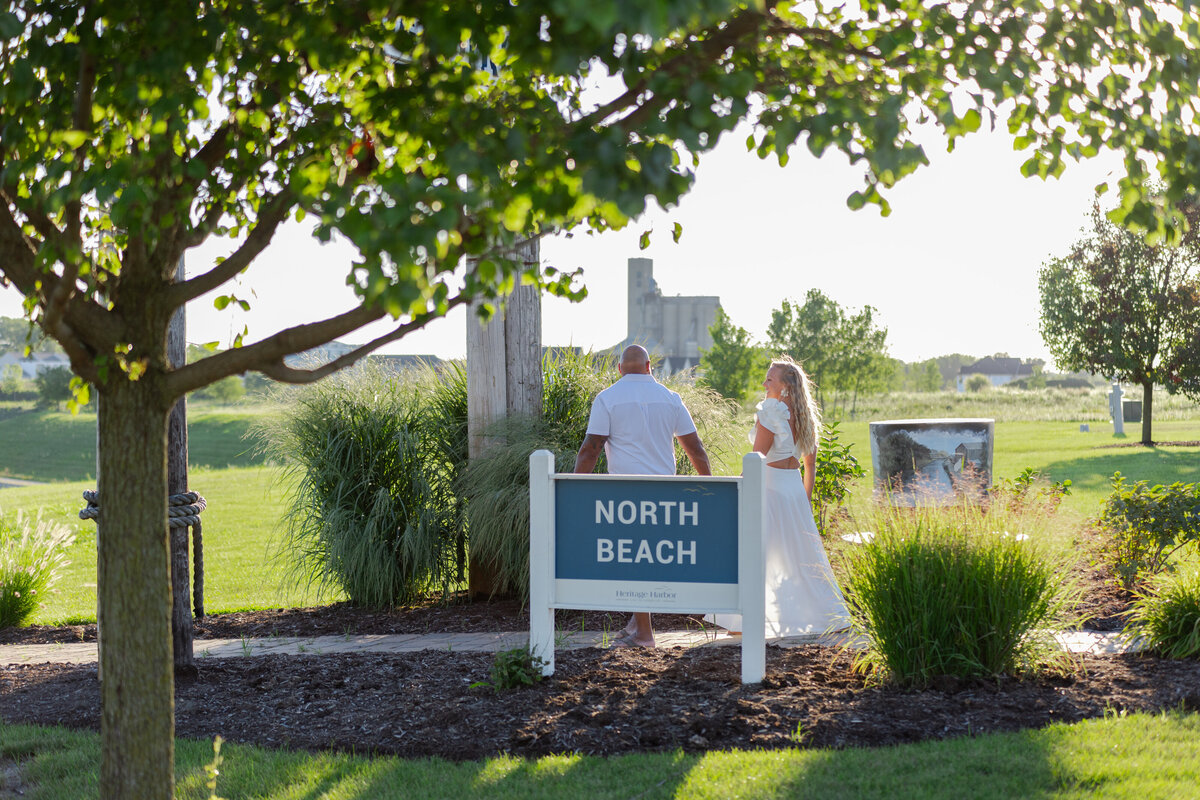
529,450,766,684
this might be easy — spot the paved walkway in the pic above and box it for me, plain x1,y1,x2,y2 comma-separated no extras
0,477,44,489
0,629,1132,667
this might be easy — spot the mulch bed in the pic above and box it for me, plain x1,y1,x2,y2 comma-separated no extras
4,533,1195,761
4,644,1200,761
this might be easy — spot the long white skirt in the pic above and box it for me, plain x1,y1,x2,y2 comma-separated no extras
707,467,849,637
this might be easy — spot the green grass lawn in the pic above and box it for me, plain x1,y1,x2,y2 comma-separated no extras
3,710,1199,799
0,401,273,483
836,418,1200,517
2,401,1200,624
1,466,335,625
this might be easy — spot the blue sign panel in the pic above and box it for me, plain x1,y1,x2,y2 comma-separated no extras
554,478,738,584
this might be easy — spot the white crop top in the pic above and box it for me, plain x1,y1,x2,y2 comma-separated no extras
751,397,803,463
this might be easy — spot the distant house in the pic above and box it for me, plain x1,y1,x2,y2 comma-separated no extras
0,350,70,379
956,357,1036,392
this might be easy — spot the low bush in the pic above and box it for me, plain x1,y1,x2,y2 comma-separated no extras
841,502,1076,687
991,467,1072,513
255,363,460,607
812,421,866,534
0,510,75,628
965,373,991,392
471,646,547,693
1100,474,1200,590
1126,570,1200,659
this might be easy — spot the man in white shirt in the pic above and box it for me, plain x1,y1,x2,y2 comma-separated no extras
573,344,711,647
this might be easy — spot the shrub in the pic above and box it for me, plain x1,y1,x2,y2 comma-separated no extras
965,373,991,392
840,502,1076,687
255,363,461,607
471,646,547,693
0,510,75,628
192,374,246,404
991,467,1072,513
1126,569,1200,659
34,365,73,408
812,421,866,534
1100,473,1200,591
1,364,25,395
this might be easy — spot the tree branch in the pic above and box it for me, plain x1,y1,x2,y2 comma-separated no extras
164,303,386,396
184,199,230,249
0,154,70,256
576,6,770,132
0,198,121,357
46,14,99,338
258,293,471,384
766,20,894,64
166,191,293,306
165,291,469,396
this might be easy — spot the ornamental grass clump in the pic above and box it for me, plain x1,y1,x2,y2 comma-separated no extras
1126,569,1200,659
841,500,1078,687
256,362,461,607
0,510,75,628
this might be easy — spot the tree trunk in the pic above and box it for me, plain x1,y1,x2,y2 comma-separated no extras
97,379,174,800
1142,380,1154,446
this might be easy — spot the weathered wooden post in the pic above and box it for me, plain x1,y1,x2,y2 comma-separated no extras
466,237,542,597
167,256,195,672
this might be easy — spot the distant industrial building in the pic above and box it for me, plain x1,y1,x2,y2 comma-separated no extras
615,257,720,375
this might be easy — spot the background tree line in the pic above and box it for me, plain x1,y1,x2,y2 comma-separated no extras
700,292,996,412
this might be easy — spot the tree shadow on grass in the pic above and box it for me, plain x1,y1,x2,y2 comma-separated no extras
1041,446,1200,501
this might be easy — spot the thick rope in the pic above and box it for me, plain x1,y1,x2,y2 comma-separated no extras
80,490,206,527
80,490,207,617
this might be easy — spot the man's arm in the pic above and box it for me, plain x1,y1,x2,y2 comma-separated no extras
574,433,608,473
677,431,711,476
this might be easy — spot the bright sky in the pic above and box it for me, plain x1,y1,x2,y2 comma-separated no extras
1,122,1125,371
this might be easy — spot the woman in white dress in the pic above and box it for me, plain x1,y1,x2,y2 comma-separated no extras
710,357,849,637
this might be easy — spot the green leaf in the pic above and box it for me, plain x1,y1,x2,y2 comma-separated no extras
672,221,683,243
502,196,532,232
0,11,21,37
57,130,89,148
639,229,651,250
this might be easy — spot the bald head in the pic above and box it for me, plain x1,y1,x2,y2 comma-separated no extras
619,344,651,375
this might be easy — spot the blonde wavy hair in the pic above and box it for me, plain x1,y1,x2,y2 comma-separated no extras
770,356,821,456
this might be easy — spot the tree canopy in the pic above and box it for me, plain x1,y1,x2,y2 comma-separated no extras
6,1,1200,797
1039,199,1200,444
700,306,759,401
766,288,889,413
